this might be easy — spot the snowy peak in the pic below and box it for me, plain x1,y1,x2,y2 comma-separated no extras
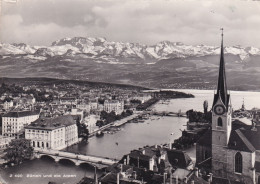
1,37,260,63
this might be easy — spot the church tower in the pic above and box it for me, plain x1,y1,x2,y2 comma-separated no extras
211,29,232,178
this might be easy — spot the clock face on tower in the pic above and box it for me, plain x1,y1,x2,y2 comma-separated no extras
214,104,226,115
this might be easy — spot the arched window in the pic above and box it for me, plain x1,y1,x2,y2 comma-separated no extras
217,117,223,127
235,152,242,173
42,142,44,148
32,141,35,147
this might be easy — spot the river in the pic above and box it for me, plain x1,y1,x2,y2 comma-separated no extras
1,89,260,184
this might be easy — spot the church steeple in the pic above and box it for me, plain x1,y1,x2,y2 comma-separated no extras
213,28,229,108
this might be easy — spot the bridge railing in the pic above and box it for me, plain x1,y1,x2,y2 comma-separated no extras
35,149,118,164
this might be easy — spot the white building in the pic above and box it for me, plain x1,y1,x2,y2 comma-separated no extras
25,115,78,150
2,111,40,138
3,100,14,110
76,103,90,113
0,135,14,151
103,100,124,115
90,101,98,110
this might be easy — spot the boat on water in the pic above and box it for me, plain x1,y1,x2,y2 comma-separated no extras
96,130,104,137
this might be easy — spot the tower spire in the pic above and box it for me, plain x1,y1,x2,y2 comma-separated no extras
213,28,229,108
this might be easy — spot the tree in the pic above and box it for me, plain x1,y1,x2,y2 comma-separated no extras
203,100,208,114
3,139,34,165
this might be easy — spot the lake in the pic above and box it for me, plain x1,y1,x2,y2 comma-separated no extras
1,89,260,184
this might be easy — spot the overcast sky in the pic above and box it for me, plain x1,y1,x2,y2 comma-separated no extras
1,0,260,47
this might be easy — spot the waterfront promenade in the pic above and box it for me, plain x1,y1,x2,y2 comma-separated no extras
88,112,141,137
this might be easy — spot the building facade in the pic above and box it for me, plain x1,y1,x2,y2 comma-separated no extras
103,100,124,115
3,100,14,110
197,32,260,184
25,115,78,150
2,111,40,138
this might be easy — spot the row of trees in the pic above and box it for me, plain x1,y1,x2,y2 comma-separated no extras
76,118,89,141
96,110,133,127
136,98,159,111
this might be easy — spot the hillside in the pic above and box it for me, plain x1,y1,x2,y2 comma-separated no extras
0,37,260,91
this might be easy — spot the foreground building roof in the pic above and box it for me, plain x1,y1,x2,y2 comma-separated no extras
25,115,76,130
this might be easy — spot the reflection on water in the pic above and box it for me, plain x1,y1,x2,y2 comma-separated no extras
1,156,98,184
67,116,187,159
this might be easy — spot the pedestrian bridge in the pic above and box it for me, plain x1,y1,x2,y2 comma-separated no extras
34,149,118,168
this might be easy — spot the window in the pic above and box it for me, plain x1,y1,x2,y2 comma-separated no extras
235,152,242,173
217,117,223,127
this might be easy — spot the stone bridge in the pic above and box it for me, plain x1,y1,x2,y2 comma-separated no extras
150,110,186,117
34,149,118,168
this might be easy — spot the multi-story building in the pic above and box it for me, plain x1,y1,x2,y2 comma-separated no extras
2,111,40,138
3,100,14,110
25,115,78,150
103,100,124,115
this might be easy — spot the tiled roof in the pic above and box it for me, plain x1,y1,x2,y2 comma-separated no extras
25,115,75,130
129,150,151,162
228,129,255,153
166,149,192,169
239,126,260,150
255,161,260,173
187,174,209,184
212,176,245,184
3,111,39,117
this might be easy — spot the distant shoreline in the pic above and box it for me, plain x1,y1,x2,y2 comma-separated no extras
0,77,259,92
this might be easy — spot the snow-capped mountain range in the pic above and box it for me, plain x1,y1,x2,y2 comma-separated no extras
1,37,260,63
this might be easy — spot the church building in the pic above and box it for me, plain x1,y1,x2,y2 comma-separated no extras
196,31,260,184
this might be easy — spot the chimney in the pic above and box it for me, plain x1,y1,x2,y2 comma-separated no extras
176,175,178,184
209,173,213,183
194,167,199,177
207,174,211,183
117,173,120,184
184,177,188,183
120,164,123,173
133,171,137,179
94,166,98,184
163,173,167,184
252,120,257,131
169,141,172,149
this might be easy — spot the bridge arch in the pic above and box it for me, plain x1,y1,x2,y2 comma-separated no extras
39,154,56,161
79,162,93,169
58,158,76,165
